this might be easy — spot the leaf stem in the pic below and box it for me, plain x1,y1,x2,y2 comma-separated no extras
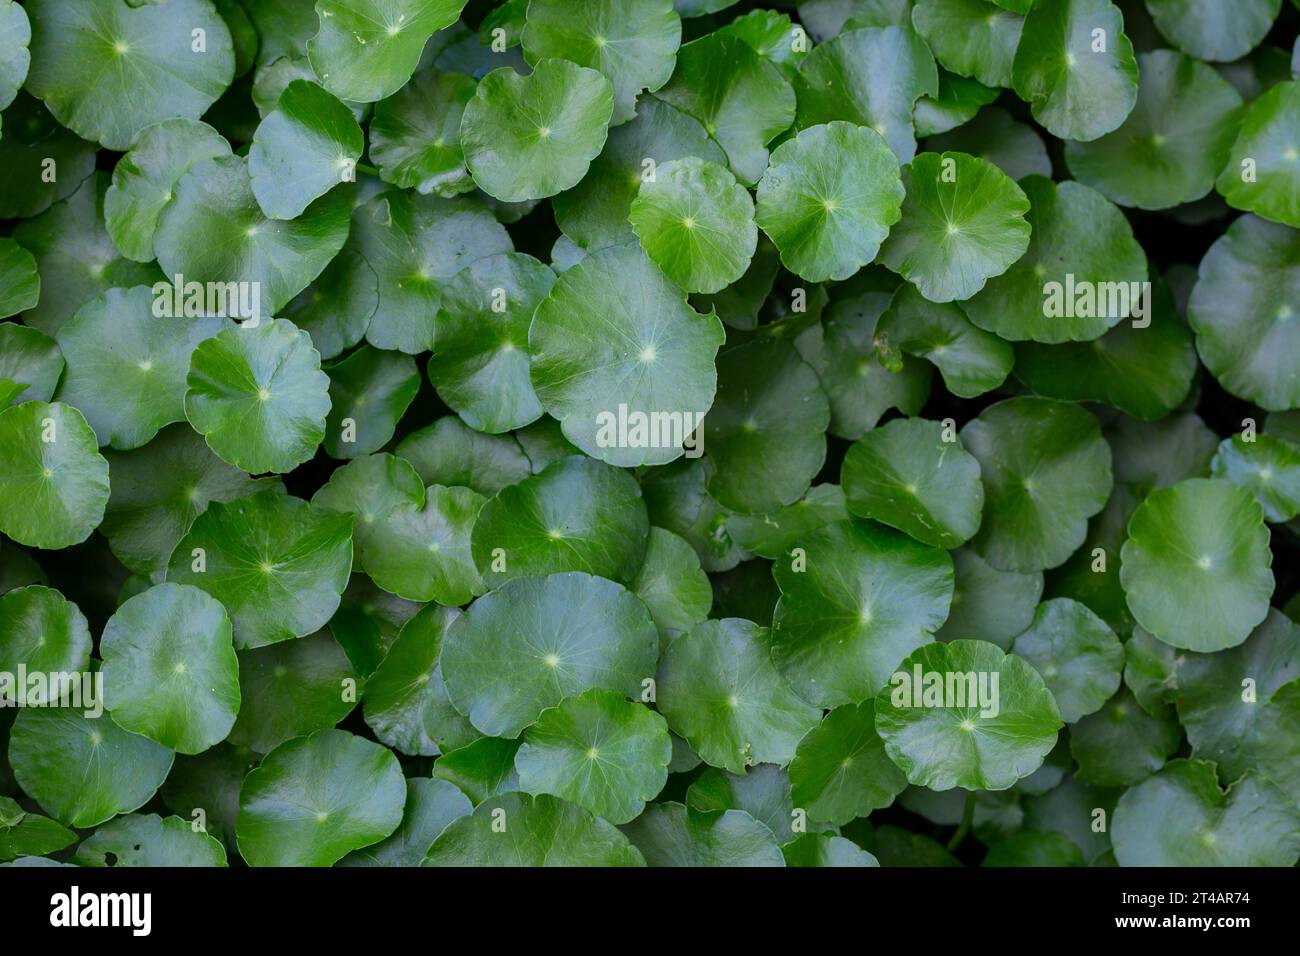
354,162,380,177
947,790,976,853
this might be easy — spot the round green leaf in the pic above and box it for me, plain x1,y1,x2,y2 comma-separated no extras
363,605,477,757
460,59,614,202
0,798,76,861
961,397,1113,572
771,518,954,707
307,0,468,103
704,338,829,513
0,322,61,408
874,283,1013,399
0,92,97,221
432,737,522,805
339,776,472,867
228,629,360,754
1212,433,1300,523
105,119,232,262
1112,759,1300,866
426,791,644,866
1064,51,1244,210
154,155,351,315
521,0,681,126
794,25,938,163
75,813,227,867
347,190,512,354
794,290,930,440
658,617,821,773
912,0,1024,88
312,452,424,565
323,344,419,459
236,728,405,866
841,417,984,549
395,415,530,496
0,242,39,324
553,97,725,251
619,802,782,866
8,706,174,828
1010,0,1138,142
1187,214,1300,410
167,490,354,649
361,484,486,605
1010,597,1122,723
369,68,477,196
914,70,1000,139
726,484,848,561
529,242,724,467
643,457,748,572
55,287,223,450
685,763,810,843
100,583,239,754
249,79,363,219
185,317,330,474
1013,273,1197,420
789,700,908,825
1217,80,1300,228
427,252,552,433
937,547,1043,648
630,526,712,642
101,424,279,581
754,122,903,283
0,586,92,705
875,639,1063,790
24,0,235,150
471,456,648,587
878,151,1030,301
656,33,795,185
1145,0,1280,63
442,572,660,738
1120,478,1273,652
630,157,756,294
516,688,672,824
0,400,110,550
962,177,1148,343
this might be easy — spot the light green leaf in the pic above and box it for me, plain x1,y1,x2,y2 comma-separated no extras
522,0,681,126
1011,597,1122,722
875,639,1063,790
1120,478,1273,652
912,0,1024,88
789,700,908,824
1010,0,1138,142
432,737,521,804
1211,433,1300,522
282,248,378,361
630,526,712,643
937,547,1043,648
361,484,485,605
755,122,903,283
772,518,953,707
0,400,110,550
307,0,468,102
236,728,405,866
529,243,723,467
0,323,60,407
1217,80,1300,228
961,397,1113,572
442,572,660,738
105,119,232,262
1145,0,1281,63
24,0,235,149
620,802,783,866
185,318,331,474
461,59,614,202
516,688,671,824
727,484,848,560
659,617,822,773
339,777,472,867
76,813,226,867
630,157,756,294
249,79,363,219
396,415,531,496
368,68,477,196
166,490,354,649
0,586,92,705
323,345,419,459
925,105,1052,180
841,417,984,548
100,583,239,754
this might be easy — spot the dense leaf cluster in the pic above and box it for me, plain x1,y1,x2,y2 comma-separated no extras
2,0,1300,868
